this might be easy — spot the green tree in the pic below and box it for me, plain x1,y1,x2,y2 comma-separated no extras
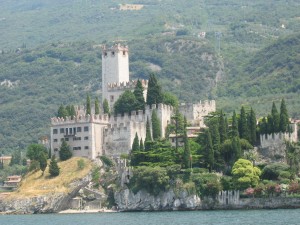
9,149,21,166
163,92,179,108
49,155,60,177
231,111,239,137
204,129,214,172
219,110,227,144
271,102,280,133
145,117,152,142
57,105,68,118
280,99,289,132
39,152,47,175
183,117,191,169
248,108,257,145
95,97,100,114
231,159,261,190
140,138,144,151
86,94,91,115
267,114,274,134
146,73,163,105
133,79,145,111
131,133,140,166
114,90,137,115
238,106,249,140
26,144,48,161
103,98,110,115
151,110,161,140
59,140,72,161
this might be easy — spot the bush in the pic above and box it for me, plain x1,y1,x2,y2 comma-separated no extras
129,166,170,196
77,159,85,170
221,176,233,191
191,173,221,198
100,156,114,167
261,163,290,180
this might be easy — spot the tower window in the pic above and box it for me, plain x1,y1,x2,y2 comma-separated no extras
111,51,115,56
104,52,107,57
123,51,126,56
110,95,114,102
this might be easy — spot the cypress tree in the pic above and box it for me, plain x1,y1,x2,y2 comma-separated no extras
70,105,76,119
103,99,110,115
231,111,239,137
59,140,72,161
151,110,161,140
183,117,191,169
232,136,241,162
271,102,280,133
219,110,227,143
280,99,289,132
39,152,47,175
267,114,274,134
248,108,257,145
49,155,60,177
140,138,144,151
134,79,145,110
146,73,163,105
95,97,100,115
57,105,68,118
205,129,214,172
238,106,249,140
86,94,91,115
211,123,221,168
145,117,152,151
131,133,140,166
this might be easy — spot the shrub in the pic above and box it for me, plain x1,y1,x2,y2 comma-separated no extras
77,159,85,170
288,182,300,194
261,163,289,180
100,156,114,167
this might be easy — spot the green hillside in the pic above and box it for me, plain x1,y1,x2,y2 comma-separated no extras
0,0,300,154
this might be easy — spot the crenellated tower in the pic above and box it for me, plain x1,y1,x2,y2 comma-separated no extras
102,44,129,107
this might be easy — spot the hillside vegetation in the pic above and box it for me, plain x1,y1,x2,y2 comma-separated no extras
8,157,92,198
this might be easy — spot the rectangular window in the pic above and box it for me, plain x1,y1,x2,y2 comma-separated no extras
84,136,89,140
77,127,82,132
69,128,72,134
110,95,114,102
84,146,89,150
73,137,81,141
60,128,64,134
84,126,89,132
53,129,58,134
65,138,69,141
53,139,58,142
73,127,76,134
54,148,58,152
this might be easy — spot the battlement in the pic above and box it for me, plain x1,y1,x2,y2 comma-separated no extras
180,100,216,109
51,113,110,125
107,79,148,91
102,43,128,55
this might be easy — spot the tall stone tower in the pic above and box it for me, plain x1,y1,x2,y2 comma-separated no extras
102,44,129,107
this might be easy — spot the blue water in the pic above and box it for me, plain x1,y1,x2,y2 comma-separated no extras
1,209,300,225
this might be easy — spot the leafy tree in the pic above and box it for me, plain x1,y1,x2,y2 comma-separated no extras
133,79,145,111
26,144,48,161
59,140,72,161
114,90,137,115
151,110,161,140
66,105,76,118
86,94,91,115
231,159,261,190
95,97,100,114
280,99,289,132
49,155,60,177
9,149,21,166
261,163,290,180
103,98,110,115
271,102,280,133
146,73,163,105
77,159,85,170
163,92,179,108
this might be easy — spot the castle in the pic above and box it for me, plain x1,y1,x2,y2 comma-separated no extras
50,44,216,159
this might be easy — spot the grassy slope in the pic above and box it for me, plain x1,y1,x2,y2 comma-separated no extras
9,157,92,198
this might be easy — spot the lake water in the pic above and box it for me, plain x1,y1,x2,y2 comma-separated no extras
1,209,300,225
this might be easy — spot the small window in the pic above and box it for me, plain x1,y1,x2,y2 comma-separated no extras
77,127,82,132
69,128,72,134
84,136,89,140
54,148,58,152
111,51,115,56
65,138,69,141
104,52,107,57
123,51,126,56
54,139,58,142
84,126,89,132
84,146,89,150
60,128,64,133
53,129,58,134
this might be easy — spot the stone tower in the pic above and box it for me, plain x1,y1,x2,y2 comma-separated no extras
102,44,129,106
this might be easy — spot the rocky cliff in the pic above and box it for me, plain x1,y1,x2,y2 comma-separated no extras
114,188,201,211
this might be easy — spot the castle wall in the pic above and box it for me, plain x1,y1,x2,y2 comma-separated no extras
179,100,216,127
